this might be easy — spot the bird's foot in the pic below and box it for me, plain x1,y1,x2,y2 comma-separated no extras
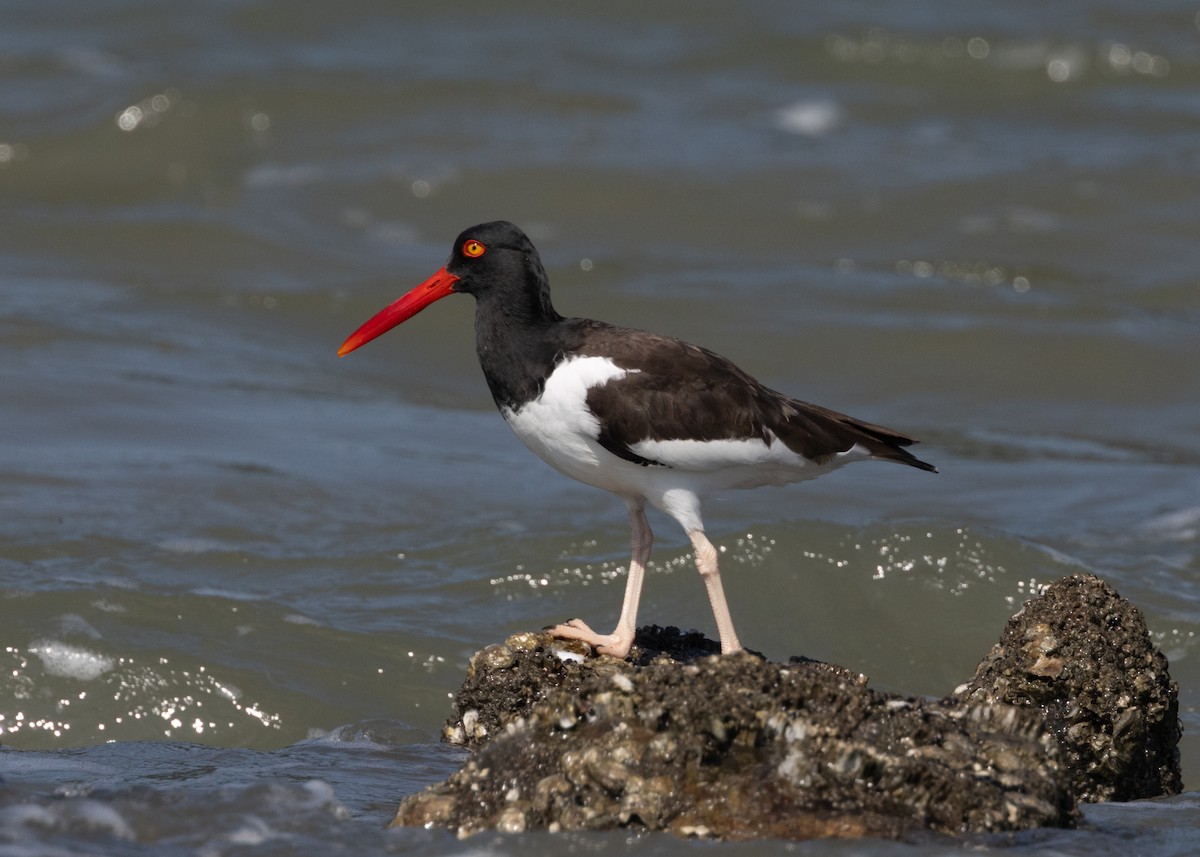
546,618,634,659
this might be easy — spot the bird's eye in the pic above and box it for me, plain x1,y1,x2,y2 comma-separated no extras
462,240,486,258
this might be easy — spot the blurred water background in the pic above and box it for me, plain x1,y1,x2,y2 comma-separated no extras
2,1,1199,854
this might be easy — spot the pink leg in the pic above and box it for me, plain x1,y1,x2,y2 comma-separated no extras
687,529,741,654
549,502,652,658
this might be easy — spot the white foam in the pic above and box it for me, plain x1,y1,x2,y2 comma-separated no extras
225,816,274,845
775,99,843,137
28,639,115,681
65,800,135,840
158,537,226,554
0,798,133,840
1141,507,1200,542
283,613,321,626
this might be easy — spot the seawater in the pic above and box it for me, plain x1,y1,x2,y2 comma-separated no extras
1,2,1198,854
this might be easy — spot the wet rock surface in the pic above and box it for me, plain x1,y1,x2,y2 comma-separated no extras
441,625,738,749
394,574,1179,840
400,641,1075,838
960,573,1182,802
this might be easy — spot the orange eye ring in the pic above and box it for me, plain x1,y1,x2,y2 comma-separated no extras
462,240,486,258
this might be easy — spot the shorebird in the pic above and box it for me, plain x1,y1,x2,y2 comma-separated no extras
339,221,935,657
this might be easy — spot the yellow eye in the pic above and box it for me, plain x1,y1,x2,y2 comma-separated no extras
462,240,486,258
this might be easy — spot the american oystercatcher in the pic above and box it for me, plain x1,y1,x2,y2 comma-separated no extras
339,221,935,658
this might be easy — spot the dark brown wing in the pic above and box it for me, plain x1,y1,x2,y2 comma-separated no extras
574,323,936,473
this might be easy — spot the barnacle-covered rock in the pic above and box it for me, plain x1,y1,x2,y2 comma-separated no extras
960,573,1182,802
396,575,1178,840
401,634,1074,838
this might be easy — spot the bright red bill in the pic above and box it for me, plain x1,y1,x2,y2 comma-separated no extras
337,268,460,357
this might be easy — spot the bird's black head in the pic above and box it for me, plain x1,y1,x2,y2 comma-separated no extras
336,220,561,358
445,221,561,323
445,221,538,293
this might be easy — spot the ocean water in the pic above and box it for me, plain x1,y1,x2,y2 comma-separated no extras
1,1,1198,853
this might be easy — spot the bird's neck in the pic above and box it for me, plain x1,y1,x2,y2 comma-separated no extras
473,278,570,412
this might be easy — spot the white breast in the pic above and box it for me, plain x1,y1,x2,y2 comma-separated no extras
501,355,636,488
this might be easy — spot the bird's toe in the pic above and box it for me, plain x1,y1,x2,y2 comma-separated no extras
546,619,633,658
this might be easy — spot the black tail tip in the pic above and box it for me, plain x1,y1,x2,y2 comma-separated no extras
894,449,937,473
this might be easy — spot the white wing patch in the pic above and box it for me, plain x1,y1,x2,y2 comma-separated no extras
629,436,873,485
630,435,780,471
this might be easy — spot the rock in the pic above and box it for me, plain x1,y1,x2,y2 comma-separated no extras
960,573,1182,802
442,626,729,749
397,630,1077,838
393,574,1179,840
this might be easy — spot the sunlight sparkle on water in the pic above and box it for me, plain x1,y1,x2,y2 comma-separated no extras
0,645,282,743
115,90,178,131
